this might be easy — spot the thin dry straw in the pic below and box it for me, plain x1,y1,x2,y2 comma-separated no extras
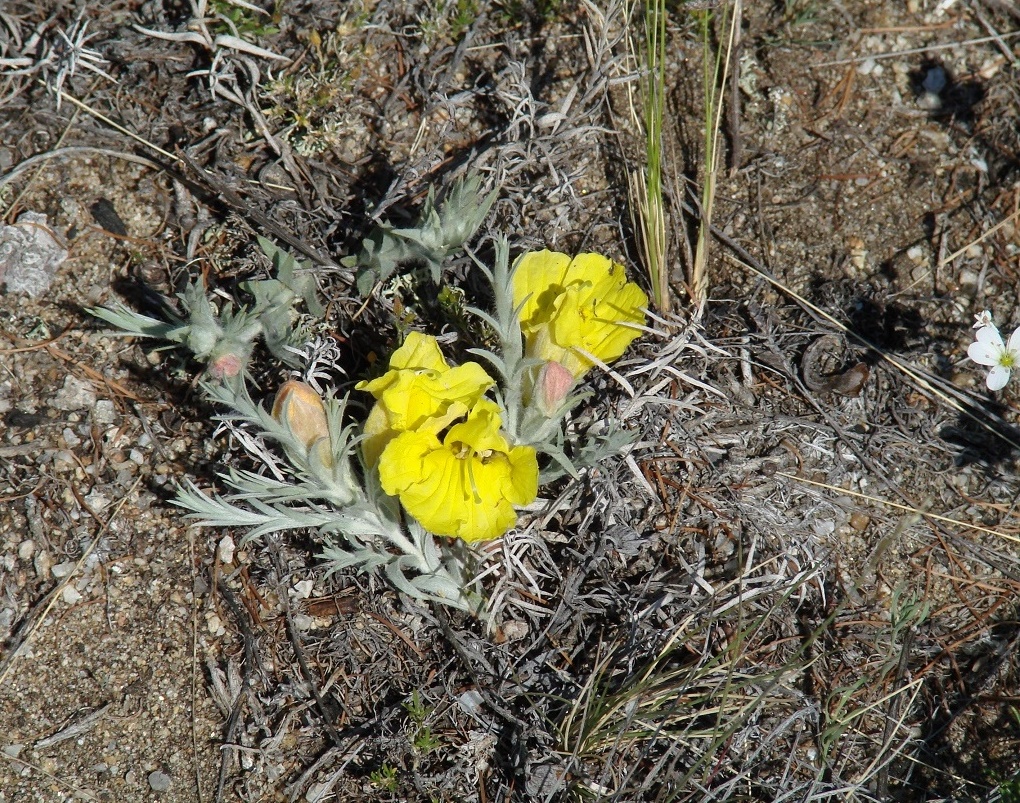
779,471,1019,545
817,31,1020,66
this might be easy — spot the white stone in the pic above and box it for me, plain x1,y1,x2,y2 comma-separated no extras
61,428,81,448
52,561,76,579
93,400,116,425
217,535,235,564
51,375,97,411
291,579,314,599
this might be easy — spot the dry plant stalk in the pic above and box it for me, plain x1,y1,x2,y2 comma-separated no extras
629,0,670,314
691,0,741,304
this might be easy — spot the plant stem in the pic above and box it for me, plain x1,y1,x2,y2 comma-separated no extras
629,0,670,314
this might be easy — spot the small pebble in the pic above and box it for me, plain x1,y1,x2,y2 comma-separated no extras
51,375,97,412
147,770,172,792
52,561,76,579
93,400,116,425
958,268,979,289
217,535,235,564
857,58,877,76
61,427,81,448
291,579,314,599
84,491,110,513
34,551,52,579
17,540,34,561
205,611,225,636
62,585,83,605
849,512,871,531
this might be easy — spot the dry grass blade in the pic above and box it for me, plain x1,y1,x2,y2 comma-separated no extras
629,0,671,313
778,472,1020,544
690,0,740,305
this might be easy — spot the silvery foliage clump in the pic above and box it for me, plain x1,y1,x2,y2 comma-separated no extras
348,172,497,296
89,176,500,614
173,378,481,613
89,237,320,373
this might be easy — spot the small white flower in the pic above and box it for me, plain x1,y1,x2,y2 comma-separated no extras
973,310,994,329
968,324,1020,391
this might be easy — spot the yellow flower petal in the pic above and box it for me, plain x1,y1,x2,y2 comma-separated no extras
512,250,648,378
356,333,495,465
377,400,539,542
512,249,572,326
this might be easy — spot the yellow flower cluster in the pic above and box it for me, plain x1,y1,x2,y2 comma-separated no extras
272,249,646,546
357,332,538,543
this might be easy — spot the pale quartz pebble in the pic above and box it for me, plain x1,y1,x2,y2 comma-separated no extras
857,58,877,75
0,211,67,297
217,535,235,564
84,491,110,512
52,375,97,411
291,614,313,631
959,269,979,289
906,245,924,263
17,540,34,561
205,611,225,636
62,585,83,605
291,579,314,599
93,400,116,425
52,561,76,579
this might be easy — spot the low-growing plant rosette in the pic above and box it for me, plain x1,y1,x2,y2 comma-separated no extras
89,177,652,615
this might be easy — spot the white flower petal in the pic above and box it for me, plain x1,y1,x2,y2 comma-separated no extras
1006,326,1020,358
986,364,1010,391
968,341,1002,366
974,325,1004,348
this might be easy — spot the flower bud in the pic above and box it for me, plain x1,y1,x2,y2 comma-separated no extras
207,352,244,380
535,360,574,416
272,380,333,468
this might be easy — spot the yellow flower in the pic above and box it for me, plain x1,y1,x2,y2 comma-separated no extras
357,332,495,465
512,250,648,378
272,380,333,468
378,399,539,542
